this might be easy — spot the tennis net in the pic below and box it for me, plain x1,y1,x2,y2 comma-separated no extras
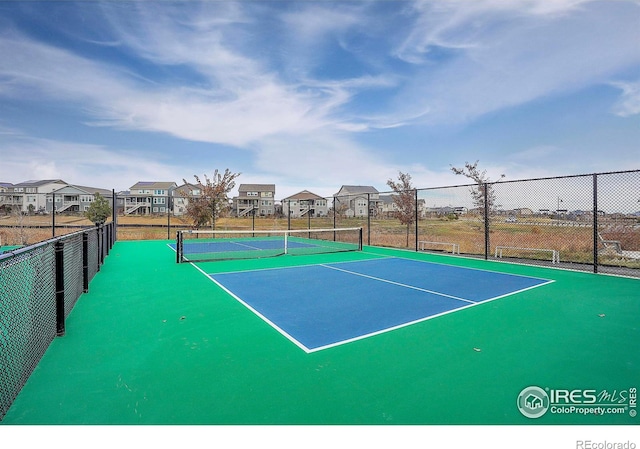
176,227,363,263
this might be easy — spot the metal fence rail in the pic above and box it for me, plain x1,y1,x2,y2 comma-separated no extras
0,222,115,421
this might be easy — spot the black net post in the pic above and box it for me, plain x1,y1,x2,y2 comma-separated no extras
55,240,65,337
176,231,183,263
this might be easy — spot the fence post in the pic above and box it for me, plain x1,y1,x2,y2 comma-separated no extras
112,189,117,243
367,193,371,246
414,189,419,252
483,183,490,260
52,192,56,238
593,174,599,274
55,240,65,336
82,231,89,293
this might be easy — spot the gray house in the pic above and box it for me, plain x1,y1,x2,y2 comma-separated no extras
7,179,68,214
123,181,177,215
333,185,382,218
282,190,329,218
233,184,276,217
172,183,203,217
46,185,113,213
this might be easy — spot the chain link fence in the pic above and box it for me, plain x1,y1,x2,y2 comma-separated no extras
306,170,640,278
414,170,639,276
0,222,115,421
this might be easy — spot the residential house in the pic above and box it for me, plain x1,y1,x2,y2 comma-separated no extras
46,185,113,213
7,179,68,214
282,190,329,218
0,182,18,214
172,183,203,217
380,194,428,218
333,185,382,218
124,181,177,215
378,195,398,218
233,184,276,217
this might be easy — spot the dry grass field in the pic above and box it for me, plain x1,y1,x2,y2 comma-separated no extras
1,212,638,269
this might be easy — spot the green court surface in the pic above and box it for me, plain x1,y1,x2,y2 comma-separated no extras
1,239,639,425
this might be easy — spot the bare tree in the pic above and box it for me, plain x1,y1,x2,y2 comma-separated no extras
181,169,241,229
450,160,505,221
387,171,416,247
11,205,29,246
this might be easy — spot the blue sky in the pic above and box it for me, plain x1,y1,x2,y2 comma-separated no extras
0,0,639,199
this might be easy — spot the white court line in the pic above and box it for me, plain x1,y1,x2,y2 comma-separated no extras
319,263,476,305
190,262,312,353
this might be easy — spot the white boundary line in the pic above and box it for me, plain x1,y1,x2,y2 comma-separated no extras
319,263,476,304
191,262,312,353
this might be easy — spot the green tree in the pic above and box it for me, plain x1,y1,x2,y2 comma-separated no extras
387,171,416,247
450,160,505,221
182,169,241,229
84,192,111,225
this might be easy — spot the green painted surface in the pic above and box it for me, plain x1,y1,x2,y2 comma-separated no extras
2,240,638,424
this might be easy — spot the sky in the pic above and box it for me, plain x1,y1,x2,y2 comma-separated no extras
0,0,639,199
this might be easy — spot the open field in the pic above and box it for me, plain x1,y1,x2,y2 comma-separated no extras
1,213,638,270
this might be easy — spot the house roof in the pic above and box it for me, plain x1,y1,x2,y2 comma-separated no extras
238,184,275,191
51,185,112,196
14,179,67,187
335,185,379,196
283,190,325,201
130,181,177,190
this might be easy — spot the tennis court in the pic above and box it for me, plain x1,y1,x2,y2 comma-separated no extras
1,234,638,425
206,258,552,352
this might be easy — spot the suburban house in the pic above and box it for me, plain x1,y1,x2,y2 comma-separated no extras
378,195,399,218
0,182,18,214
4,179,68,214
282,190,329,218
333,185,382,218
123,181,177,215
379,194,428,218
172,183,203,217
232,184,275,217
45,185,113,213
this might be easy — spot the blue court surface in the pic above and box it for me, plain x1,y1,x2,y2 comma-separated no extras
206,257,553,352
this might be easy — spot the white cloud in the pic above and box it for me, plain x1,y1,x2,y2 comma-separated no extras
392,0,640,125
610,80,640,117
0,136,178,191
